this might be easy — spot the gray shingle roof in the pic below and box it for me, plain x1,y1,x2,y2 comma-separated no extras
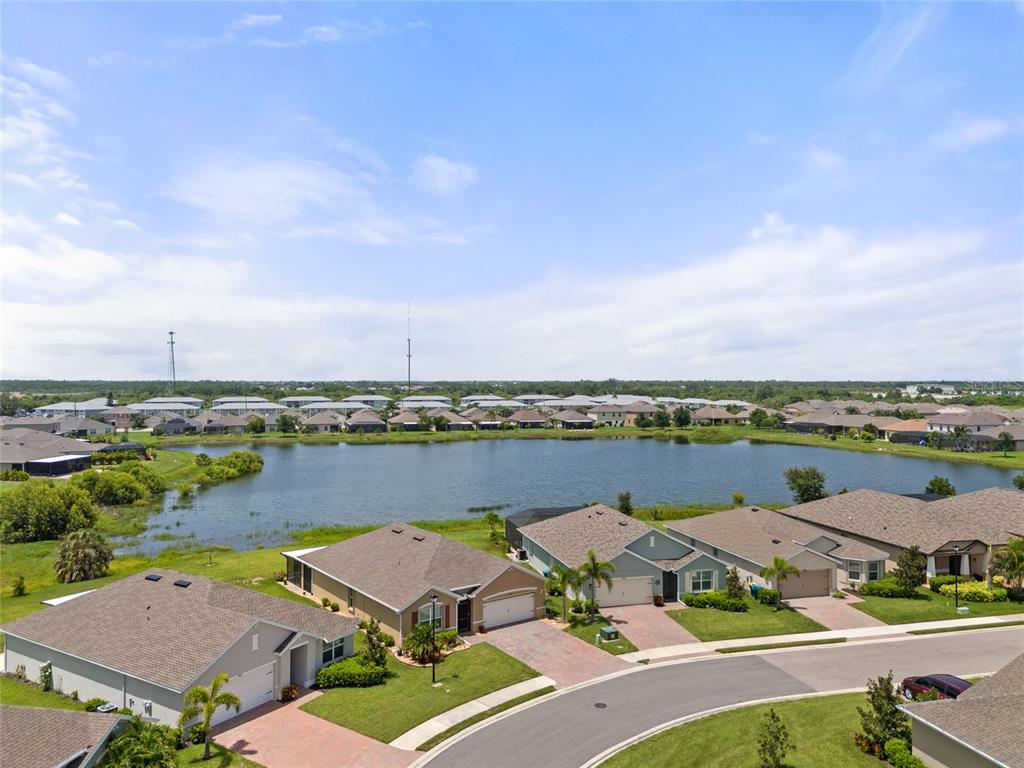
1,569,357,692
667,506,888,567
347,409,386,425
0,428,104,463
927,411,1007,427
550,409,594,423
904,653,1024,768
519,504,652,566
0,706,123,768
298,525,530,610
779,487,1024,553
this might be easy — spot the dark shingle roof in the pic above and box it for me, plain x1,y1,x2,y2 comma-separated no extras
519,504,650,566
1,569,357,691
0,706,123,768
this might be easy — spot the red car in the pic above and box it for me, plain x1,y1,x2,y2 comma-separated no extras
901,674,972,700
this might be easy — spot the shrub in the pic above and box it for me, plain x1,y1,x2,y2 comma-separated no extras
725,566,744,600
11,575,26,597
215,450,264,475
280,685,299,702
117,462,167,494
84,697,108,711
893,546,927,592
361,618,390,668
437,629,459,650
885,738,926,768
856,671,911,756
330,602,340,612
54,528,114,583
403,623,440,664
70,690,78,700
0,469,29,481
757,707,793,768
39,662,53,692
833,591,846,599
683,591,747,612
938,582,1007,602
570,597,599,615
187,722,207,745
316,657,386,688
321,597,331,607
0,480,97,543
74,469,149,505
928,574,965,593
755,588,779,606
859,576,917,599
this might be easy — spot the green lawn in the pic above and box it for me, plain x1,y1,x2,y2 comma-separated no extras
853,587,1024,624
602,692,879,768
0,674,85,709
667,595,828,641
716,637,846,654
562,613,638,655
176,744,264,767
301,640,539,743
416,685,555,751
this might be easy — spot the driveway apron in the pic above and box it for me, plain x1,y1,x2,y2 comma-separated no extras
603,604,699,649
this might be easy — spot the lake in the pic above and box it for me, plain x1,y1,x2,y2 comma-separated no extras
131,439,1019,553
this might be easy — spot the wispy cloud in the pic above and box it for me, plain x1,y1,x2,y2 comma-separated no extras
231,13,283,30
250,19,388,48
411,155,478,196
746,130,780,147
933,114,1010,149
54,211,82,226
839,5,939,95
749,212,794,240
807,147,845,172
8,57,73,92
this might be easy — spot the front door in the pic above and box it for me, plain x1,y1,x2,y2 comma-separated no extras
457,599,471,633
663,571,678,602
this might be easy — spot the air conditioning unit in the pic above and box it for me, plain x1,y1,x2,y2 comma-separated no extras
516,549,528,561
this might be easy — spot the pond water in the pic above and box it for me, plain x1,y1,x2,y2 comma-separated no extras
129,439,1019,553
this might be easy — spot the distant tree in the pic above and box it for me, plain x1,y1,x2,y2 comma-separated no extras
994,431,1015,457
54,528,113,583
106,391,115,407
652,410,670,428
277,413,299,433
926,431,942,449
1014,473,1024,491
892,545,926,593
991,537,1024,590
635,414,653,429
130,413,146,430
760,556,800,610
245,417,265,434
757,708,794,768
578,549,615,622
418,413,432,431
431,415,448,431
731,490,745,507
862,423,878,438
749,408,769,429
924,476,956,497
783,466,828,505
950,425,970,451
493,406,513,418
178,673,241,761
548,564,583,623
672,408,691,428
856,671,911,756
617,491,633,516
482,511,505,548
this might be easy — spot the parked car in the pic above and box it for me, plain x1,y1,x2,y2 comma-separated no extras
901,674,972,700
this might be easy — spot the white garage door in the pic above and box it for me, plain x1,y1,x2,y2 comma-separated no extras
213,662,275,725
483,592,536,628
593,577,652,607
782,569,831,598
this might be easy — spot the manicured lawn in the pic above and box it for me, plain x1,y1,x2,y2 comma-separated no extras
910,619,1024,635
853,587,1024,625
301,641,539,743
562,614,638,655
416,685,555,751
667,595,827,641
602,692,878,768
176,744,265,767
0,674,85,709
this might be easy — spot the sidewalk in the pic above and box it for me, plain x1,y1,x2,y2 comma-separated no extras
618,612,1024,662
388,675,556,751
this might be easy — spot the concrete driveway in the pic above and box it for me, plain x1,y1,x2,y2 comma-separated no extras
784,594,885,630
214,690,415,768
467,620,628,688
603,604,698,649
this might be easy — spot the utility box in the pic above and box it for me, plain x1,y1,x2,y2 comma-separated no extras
600,625,619,642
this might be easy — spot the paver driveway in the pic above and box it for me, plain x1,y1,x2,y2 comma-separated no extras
785,594,885,630
467,620,628,688
214,690,416,768
603,603,698,649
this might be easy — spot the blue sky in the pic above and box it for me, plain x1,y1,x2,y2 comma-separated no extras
2,2,1022,380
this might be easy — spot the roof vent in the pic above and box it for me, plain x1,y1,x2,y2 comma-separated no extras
595,509,604,515
173,579,191,588
618,520,629,526
144,574,162,582
412,534,425,542
771,539,781,544
391,526,404,534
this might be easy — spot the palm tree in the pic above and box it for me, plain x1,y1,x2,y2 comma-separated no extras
53,528,113,584
179,672,242,761
992,537,1024,591
994,431,1015,458
103,716,176,768
578,549,615,623
760,556,801,610
547,564,582,623
950,425,970,452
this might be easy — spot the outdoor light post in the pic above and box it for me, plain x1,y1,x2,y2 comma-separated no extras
430,592,438,684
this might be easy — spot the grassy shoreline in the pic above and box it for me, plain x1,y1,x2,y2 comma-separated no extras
134,425,1024,470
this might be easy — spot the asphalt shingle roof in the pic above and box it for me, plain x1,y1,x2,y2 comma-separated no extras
519,504,651,566
0,706,122,768
1,569,357,692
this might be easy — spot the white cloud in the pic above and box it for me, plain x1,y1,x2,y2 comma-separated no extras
54,211,82,226
838,5,939,95
303,20,387,43
4,172,37,189
231,13,283,29
8,58,73,92
749,212,794,240
933,115,1010,149
411,154,478,195
808,147,845,172
111,218,141,231
87,51,125,67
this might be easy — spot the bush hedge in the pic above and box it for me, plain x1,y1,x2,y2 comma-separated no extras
927,574,977,593
755,588,779,605
885,738,926,768
683,590,748,612
859,576,917,599
938,581,1007,603
316,657,386,688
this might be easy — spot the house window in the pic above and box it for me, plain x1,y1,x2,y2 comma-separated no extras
712,548,719,558
847,561,861,581
347,588,354,610
867,562,882,582
252,634,259,652
417,603,443,629
692,570,714,593
322,637,346,665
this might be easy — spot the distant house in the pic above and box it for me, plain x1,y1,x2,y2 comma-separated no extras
1,570,357,727
280,395,331,409
785,412,901,435
515,394,558,406
98,407,138,430
461,408,505,430
212,402,285,417
282,524,545,641
878,419,931,444
346,410,386,433
926,411,1007,434
388,410,426,431
301,412,342,433
212,396,270,408
0,415,61,434
0,705,126,768
550,410,595,430
157,414,199,436
902,652,1023,768
971,424,1024,452
665,506,889,597
58,416,115,438
34,398,113,418
399,395,453,409
126,402,201,417
587,402,660,427
507,409,549,429
0,428,101,475
343,395,392,408
194,412,247,434
691,406,745,426
519,504,728,605
429,410,475,431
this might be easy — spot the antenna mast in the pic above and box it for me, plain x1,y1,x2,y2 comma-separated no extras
406,303,412,393
167,330,177,393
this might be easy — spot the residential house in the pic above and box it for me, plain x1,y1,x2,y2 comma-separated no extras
506,409,549,429
141,396,205,408
1,570,358,726
879,419,931,444
0,428,101,475
35,399,113,418
212,396,270,408
126,402,201,418
0,706,126,768
459,394,503,408
212,402,286,417
300,401,371,417
58,416,114,437
550,410,595,430
0,415,61,434
785,412,901,435
505,506,581,550
399,395,453,409
194,412,248,434
343,395,392,408
474,399,529,411
514,394,558,406
664,506,889,597
426,409,474,431
587,402,660,427
98,407,138,430
280,395,331,409
778,488,1024,581
691,406,745,425
926,411,1007,434
518,505,728,605
156,414,199,436
346,410,386,433
282,524,546,641
388,410,426,431
460,408,505,429
301,412,342,433
971,424,1024,452
537,396,599,409
902,652,1023,768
